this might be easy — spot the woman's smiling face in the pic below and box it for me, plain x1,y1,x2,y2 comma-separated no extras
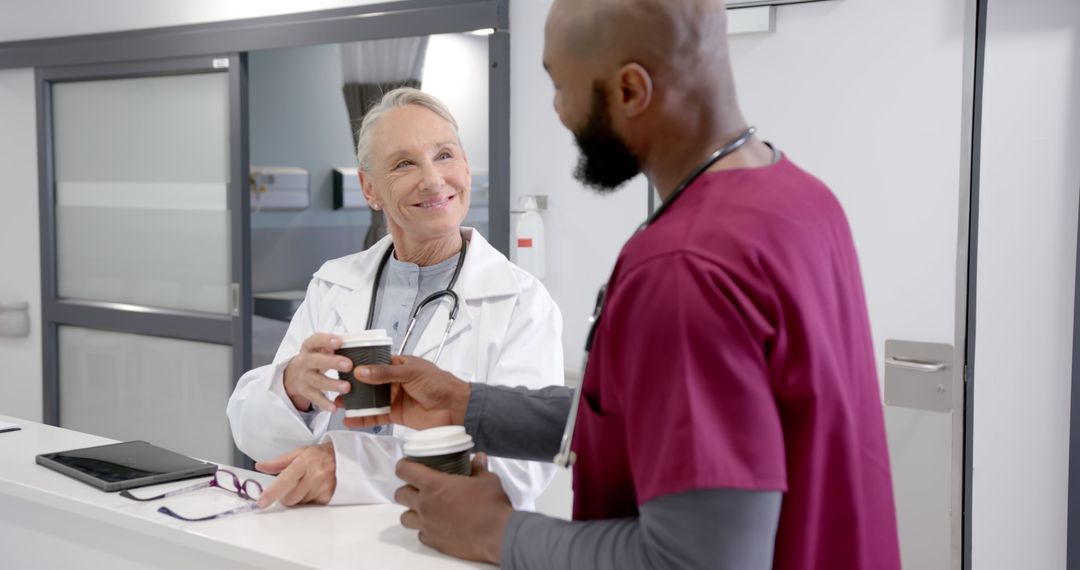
361,104,471,243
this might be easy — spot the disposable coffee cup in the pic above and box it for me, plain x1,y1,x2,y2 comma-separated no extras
402,426,475,476
336,330,393,418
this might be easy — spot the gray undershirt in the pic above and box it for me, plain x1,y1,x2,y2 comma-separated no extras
372,251,460,356
465,384,782,570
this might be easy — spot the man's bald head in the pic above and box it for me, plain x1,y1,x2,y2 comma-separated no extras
546,0,732,88
543,0,751,194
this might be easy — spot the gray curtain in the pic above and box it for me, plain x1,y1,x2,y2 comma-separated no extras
340,37,429,249
342,80,422,149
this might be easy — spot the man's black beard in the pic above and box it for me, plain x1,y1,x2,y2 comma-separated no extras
572,84,641,192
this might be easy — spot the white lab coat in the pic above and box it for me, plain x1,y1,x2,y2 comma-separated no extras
227,228,563,510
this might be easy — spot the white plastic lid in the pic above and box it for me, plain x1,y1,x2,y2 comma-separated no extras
339,329,392,348
402,426,474,458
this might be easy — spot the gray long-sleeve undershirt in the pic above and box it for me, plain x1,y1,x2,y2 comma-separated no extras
464,384,571,461
463,384,782,570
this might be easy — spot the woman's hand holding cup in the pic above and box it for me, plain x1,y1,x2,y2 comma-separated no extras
283,333,354,413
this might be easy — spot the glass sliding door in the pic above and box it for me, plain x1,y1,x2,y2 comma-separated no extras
53,72,231,314
57,326,235,464
39,56,249,465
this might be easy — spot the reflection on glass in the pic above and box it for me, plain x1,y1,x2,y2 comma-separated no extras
58,325,234,465
53,73,231,314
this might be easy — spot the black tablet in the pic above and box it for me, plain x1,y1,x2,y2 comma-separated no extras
36,440,218,492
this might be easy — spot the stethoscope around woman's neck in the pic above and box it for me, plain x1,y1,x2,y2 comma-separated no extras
552,126,757,468
365,231,468,365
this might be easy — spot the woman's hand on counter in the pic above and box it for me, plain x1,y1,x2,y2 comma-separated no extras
254,441,337,508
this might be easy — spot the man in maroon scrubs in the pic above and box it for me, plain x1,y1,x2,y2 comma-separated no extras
346,0,902,568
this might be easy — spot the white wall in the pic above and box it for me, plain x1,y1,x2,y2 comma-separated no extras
509,0,649,377
0,68,42,422
973,1,1080,567
729,0,967,369
423,34,491,177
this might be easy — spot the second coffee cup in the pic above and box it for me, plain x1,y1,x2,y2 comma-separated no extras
403,426,475,476
336,330,393,417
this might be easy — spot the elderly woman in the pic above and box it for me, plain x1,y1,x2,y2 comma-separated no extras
227,88,563,510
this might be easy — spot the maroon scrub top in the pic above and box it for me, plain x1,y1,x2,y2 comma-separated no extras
571,155,901,570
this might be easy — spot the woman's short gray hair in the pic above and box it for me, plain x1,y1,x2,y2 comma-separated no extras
355,87,461,172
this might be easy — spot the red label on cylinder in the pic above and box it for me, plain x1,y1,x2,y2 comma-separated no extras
517,238,533,248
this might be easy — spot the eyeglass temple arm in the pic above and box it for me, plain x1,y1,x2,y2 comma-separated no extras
120,480,213,502
157,502,258,522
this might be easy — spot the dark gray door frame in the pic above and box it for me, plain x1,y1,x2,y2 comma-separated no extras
1069,198,1080,566
961,0,987,569
37,53,251,465
488,28,511,256
1067,4,1080,562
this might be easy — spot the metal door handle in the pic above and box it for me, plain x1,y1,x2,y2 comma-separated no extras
886,356,945,373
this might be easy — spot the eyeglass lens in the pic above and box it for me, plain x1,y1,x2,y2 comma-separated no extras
214,470,263,501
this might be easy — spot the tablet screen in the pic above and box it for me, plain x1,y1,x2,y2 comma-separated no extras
41,441,213,483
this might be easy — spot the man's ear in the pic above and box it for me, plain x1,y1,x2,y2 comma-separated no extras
616,62,653,118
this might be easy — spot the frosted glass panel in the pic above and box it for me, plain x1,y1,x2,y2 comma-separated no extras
58,326,234,465
53,73,231,314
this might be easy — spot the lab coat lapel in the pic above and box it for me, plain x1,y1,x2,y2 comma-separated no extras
317,236,394,335
333,286,377,335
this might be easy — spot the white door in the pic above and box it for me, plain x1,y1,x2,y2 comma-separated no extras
971,0,1080,567
41,56,250,465
727,0,977,568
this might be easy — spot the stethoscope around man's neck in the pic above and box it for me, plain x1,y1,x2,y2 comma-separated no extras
366,231,468,365
552,126,757,468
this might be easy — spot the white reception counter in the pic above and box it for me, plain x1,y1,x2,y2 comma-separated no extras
0,415,489,569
